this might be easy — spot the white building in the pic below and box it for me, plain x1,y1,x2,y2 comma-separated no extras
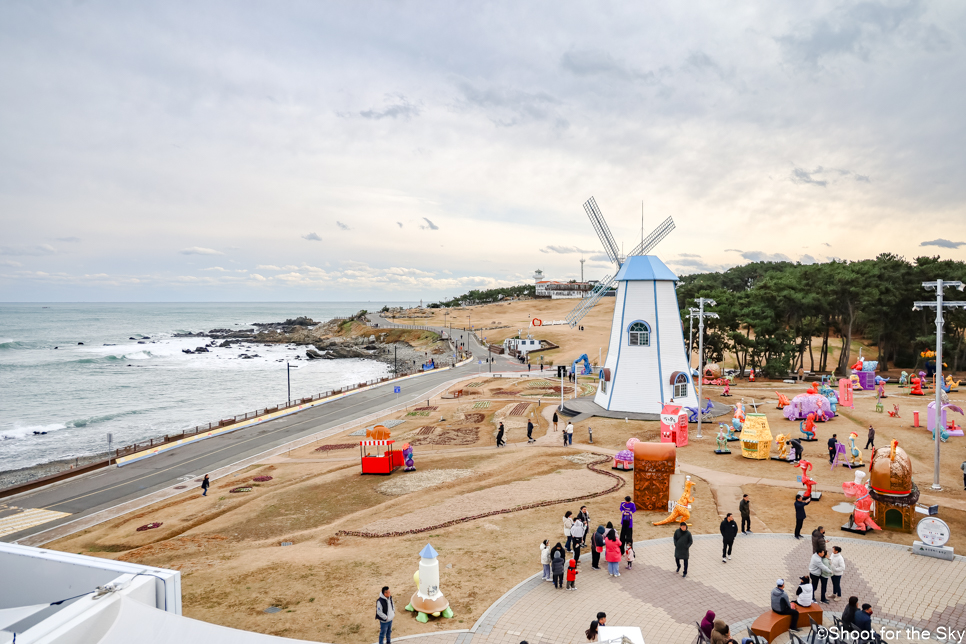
535,281,595,299
503,336,541,356
594,255,697,414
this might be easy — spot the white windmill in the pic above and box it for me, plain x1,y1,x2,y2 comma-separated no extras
566,197,696,415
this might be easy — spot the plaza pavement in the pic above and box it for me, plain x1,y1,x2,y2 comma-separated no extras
398,535,966,644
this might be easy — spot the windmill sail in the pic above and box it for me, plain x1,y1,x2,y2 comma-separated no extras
626,216,674,258
584,197,622,266
566,275,615,328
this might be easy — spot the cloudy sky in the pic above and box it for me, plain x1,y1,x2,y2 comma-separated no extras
2,1,965,301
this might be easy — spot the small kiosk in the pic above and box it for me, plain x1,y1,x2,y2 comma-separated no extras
660,404,689,447
359,439,404,474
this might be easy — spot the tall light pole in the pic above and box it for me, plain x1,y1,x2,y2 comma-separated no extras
914,279,966,490
286,362,298,406
694,298,719,439
687,307,700,368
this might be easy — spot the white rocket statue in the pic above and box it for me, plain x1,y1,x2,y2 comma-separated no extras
405,543,453,622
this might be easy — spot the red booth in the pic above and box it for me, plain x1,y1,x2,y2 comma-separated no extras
660,404,689,447
360,439,404,475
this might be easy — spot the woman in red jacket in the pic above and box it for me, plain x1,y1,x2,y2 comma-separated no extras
603,528,623,576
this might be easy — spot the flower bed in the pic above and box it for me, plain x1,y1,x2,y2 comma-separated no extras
252,476,273,482
230,486,253,493
136,522,163,532
314,443,356,452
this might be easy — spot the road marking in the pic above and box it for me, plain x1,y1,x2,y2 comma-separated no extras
0,507,71,538
39,385,407,511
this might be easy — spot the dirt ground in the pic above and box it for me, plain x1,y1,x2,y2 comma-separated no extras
43,376,966,643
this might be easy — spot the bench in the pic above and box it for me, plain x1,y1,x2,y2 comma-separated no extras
751,603,823,643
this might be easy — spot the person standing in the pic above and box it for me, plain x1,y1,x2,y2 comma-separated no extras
540,539,552,581
624,544,635,569
961,459,966,490
565,422,574,445
551,545,566,589
496,423,506,447
576,506,590,545
865,425,875,450
809,549,832,604
571,519,585,563
794,494,810,539
829,546,845,600
376,586,394,644
566,557,579,590
591,525,605,570
619,496,636,553
563,511,575,551
720,513,738,563
828,434,838,464
553,411,559,432
739,494,752,534
527,419,534,443
811,526,829,554
604,528,622,576
673,522,693,577
201,474,210,497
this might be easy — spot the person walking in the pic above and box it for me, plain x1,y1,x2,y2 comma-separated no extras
540,539,552,581
673,522,693,577
201,474,210,497
619,496,636,553
571,518,586,563
527,420,534,443
604,528,622,576
809,549,832,604
591,525,605,570
720,513,738,563
828,434,838,464
739,494,752,534
586,612,606,641
865,425,875,450
829,546,845,600
794,494,810,539
553,411,559,432
496,423,506,448
566,557,579,590
376,586,394,644
563,511,575,551
551,544,566,589
811,526,829,554
565,422,574,445
771,579,801,632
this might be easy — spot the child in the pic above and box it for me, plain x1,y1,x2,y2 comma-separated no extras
624,544,635,569
566,558,579,590
540,540,551,581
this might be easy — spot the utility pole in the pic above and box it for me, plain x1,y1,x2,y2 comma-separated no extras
286,361,298,405
687,307,699,368
914,279,966,490
694,298,719,439
580,258,585,283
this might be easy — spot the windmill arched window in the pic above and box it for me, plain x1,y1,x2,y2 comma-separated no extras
670,371,689,399
627,321,650,347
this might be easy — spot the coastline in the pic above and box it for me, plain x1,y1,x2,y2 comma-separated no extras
0,452,110,491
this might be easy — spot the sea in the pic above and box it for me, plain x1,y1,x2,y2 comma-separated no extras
0,302,415,474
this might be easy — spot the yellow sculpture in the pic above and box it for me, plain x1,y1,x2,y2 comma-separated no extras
653,476,694,525
946,375,961,392
775,434,790,460
849,373,864,390
848,432,864,466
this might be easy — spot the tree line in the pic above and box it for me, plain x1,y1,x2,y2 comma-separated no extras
675,254,966,379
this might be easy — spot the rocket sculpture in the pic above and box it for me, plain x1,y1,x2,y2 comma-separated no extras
405,544,453,623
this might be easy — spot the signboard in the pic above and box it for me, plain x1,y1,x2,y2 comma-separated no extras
916,517,950,547
394,386,401,394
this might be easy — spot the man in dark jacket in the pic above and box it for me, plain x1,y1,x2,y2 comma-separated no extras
673,522,693,578
201,474,210,497
865,425,875,450
552,411,559,431
828,434,838,463
591,525,605,570
720,513,739,563
770,579,800,631
576,506,590,545
794,494,810,539
811,526,828,554
527,420,534,443
789,438,803,463
376,587,394,644
551,548,566,588
739,494,751,534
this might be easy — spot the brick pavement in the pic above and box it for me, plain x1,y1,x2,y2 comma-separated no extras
396,535,966,644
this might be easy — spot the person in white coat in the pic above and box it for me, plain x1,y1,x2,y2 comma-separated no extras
794,575,814,607
540,539,552,581
829,546,846,600
563,511,575,551
571,519,586,563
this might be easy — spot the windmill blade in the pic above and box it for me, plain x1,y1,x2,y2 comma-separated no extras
626,216,675,258
584,197,622,266
566,275,616,328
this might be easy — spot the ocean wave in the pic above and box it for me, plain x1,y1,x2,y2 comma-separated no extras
0,423,68,440
67,410,142,428
0,339,25,349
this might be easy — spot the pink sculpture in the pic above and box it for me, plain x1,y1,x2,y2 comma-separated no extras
841,471,880,532
783,393,834,421
797,459,817,499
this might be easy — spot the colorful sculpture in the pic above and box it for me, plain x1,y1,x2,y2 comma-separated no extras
910,375,924,396
898,371,908,388
653,476,694,525
775,434,790,461
775,392,791,409
797,459,819,500
734,400,746,424
614,438,636,470
715,425,731,454
945,375,960,392
722,381,732,397
847,432,864,466
849,373,863,390
406,544,453,622
367,424,392,440
740,413,773,460
838,378,855,409
799,413,817,440
633,442,676,511
928,402,964,437
402,443,416,471
783,393,834,421
869,440,918,532
842,471,881,532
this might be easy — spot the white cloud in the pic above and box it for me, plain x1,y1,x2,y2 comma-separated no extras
302,232,322,241
255,265,282,270
179,247,223,256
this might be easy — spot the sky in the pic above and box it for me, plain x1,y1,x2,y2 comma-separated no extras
1,1,965,302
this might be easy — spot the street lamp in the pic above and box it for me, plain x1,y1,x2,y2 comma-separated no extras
694,298,719,439
687,307,700,368
286,361,299,406
913,279,966,490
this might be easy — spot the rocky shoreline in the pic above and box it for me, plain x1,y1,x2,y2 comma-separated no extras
0,452,111,492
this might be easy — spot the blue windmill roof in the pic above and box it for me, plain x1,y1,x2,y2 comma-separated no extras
419,543,438,559
613,255,679,282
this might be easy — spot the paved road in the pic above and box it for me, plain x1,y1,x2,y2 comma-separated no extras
0,317,526,544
